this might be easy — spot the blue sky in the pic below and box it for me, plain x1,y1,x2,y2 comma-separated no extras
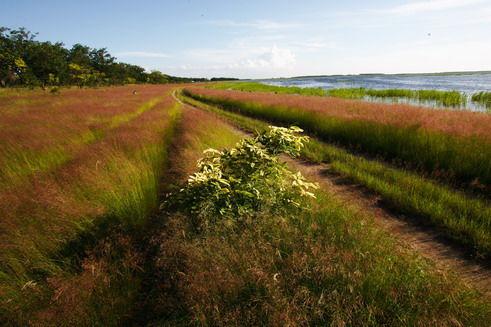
1,0,490,78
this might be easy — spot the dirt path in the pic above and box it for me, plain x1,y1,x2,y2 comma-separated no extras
178,91,491,297
285,158,491,296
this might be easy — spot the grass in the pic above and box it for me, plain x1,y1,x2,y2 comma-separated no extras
211,81,327,96
1,85,490,325
0,86,182,324
472,91,491,109
181,92,491,258
143,99,491,325
211,81,469,107
183,87,491,194
0,85,169,188
151,193,491,325
328,88,466,107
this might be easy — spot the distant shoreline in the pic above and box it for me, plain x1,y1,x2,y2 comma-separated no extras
258,70,491,81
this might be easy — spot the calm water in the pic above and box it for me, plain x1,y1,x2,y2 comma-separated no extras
261,72,491,112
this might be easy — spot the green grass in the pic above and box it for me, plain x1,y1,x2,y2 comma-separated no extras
211,81,468,107
329,88,466,107
211,81,328,96
183,89,491,194
0,96,164,189
472,91,491,109
180,92,491,258
0,100,183,324
146,98,491,324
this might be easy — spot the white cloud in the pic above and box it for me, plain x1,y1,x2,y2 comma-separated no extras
378,0,485,15
207,19,301,30
163,43,297,78
187,45,295,69
116,51,170,58
242,46,296,68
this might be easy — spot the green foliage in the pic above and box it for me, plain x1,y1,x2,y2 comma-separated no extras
181,91,491,257
150,102,491,326
171,126,317,228
472,91,491,109
326,88,466,107
213,82,470,108
0,26,208,87
212,81,327,96
184,89,491,191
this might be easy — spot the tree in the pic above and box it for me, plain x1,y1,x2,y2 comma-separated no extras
24,41,69,86
1,26,206,87
0,27,37,86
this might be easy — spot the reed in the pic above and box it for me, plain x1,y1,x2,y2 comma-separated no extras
472,91,491,109
181,92,491,257
212,82,468,107
0,86,182,323
148,102,491,325
184,87,491,192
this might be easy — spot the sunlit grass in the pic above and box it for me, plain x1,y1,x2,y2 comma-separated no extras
0,88,182,323
211,81,327,96
212,81,472,108
150,98,491,325
183,87,491,192
328,88,466,107
0,94,164,188
472,91,491,109
181,92,491,257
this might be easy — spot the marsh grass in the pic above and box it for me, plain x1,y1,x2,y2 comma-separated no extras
0,88,182,324
147,101,491,325
0,86,169,188
329,88,466,107
181,92,491,257
211,81,327,96
212,82,469,108
184,88,491,193
152,196,490,325
472,91,491,109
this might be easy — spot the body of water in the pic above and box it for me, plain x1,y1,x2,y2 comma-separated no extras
261,71,491,111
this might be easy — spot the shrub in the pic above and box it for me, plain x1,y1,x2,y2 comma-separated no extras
168,126,318,229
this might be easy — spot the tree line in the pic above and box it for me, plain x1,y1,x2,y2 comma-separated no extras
0,27,238,88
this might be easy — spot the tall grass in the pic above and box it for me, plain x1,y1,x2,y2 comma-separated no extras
0,85,169,187
211,81,468,107
0,87,182,323
472,91,491,109
211,81,327,96
152,195,490,325
328,88,466,107
181,92,491,257
183,87,491,193
147,105,490,324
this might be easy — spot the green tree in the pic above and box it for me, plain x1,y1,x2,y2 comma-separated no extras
24,41,69,87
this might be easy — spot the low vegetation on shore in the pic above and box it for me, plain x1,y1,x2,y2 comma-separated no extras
212,81,490,109
472,91,491,109
184,87,491,193
0,86,181,322
1,85,490,325
181,91,491,258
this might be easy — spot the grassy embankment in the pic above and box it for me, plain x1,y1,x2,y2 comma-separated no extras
0,86,182,324
181,89,491,257
213,81,468,107
140,96,491,325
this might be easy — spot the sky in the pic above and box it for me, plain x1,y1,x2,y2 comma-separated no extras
1,0,490,78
